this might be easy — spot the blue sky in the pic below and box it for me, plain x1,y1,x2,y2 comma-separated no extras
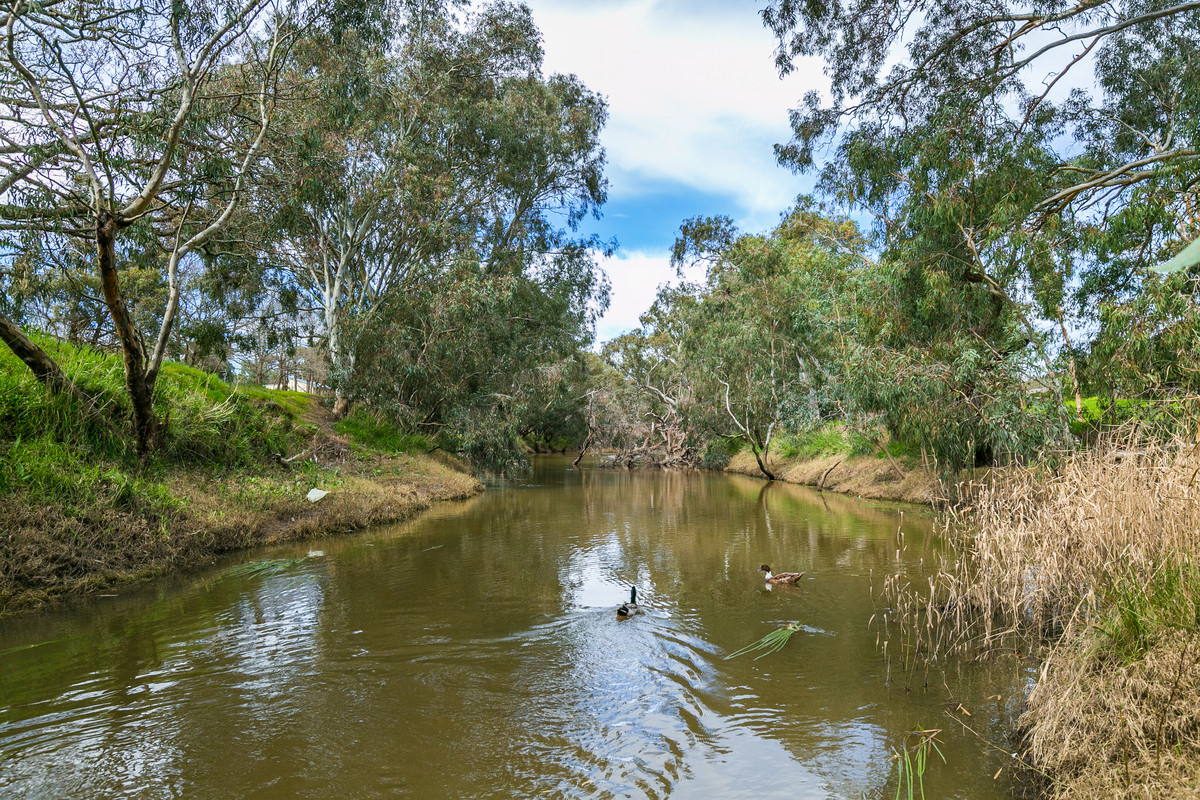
527,0,827,342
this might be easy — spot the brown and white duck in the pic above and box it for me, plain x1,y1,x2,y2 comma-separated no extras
758,564,805,584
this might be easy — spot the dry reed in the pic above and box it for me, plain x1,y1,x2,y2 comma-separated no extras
877,429,1200,798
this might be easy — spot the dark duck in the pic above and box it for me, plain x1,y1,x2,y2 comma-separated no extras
617,586,643,618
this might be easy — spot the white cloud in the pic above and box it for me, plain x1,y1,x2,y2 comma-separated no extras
593,249,678,343
530,0,826,228
528,1,829,344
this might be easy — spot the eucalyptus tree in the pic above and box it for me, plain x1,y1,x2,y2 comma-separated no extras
265,9,450,415
270,0,609,418
0,0,312,452
762,0,1200,418
0,230,167,350
762,0,1199,244
343,250,605,471
671,207,866,479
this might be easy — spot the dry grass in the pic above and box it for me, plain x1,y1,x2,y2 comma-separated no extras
0,452,481,614
921,434,1200,655
879,431,1200,798
1022,629,1200,799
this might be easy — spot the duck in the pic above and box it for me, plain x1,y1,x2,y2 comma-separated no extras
617,586,643,618
758,564,805,584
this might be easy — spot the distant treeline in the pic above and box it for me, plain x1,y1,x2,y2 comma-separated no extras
580,0,1200,478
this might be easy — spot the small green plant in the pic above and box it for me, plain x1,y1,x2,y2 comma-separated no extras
890,728,945,800
724,622,801,660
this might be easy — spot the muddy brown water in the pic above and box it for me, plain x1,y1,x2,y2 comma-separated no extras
0,458,1027,799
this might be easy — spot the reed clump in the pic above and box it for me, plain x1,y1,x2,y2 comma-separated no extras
880,430,1200,798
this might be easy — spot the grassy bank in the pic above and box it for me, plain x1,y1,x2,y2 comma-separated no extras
0,337,481,615
721,425,941,505
884,435,1200,798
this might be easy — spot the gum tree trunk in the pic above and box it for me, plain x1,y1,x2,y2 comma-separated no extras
0,312,73,392
749,437,776,481
96,213,159,453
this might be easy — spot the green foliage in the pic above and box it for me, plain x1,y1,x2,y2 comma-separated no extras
439,408,530,476
700,438,741,470
599,204,870,476
889,729,945,800
246,3,610,475
1095,562,1200,663
1152,237,1200,275
762,0,1200,445
0,0,605,469
839,331,1068,475
596,291,703,467
598,201,1068,477
335,411,431,454
1084,271,1200,401
346,263,594,474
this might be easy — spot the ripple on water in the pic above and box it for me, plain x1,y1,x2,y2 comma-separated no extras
0,465,1023,800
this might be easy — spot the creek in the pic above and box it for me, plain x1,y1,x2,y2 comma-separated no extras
0,457,1025,798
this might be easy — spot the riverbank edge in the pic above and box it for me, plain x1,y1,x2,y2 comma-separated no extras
727,446,1200,798
0,452,483,617
722,450,941,505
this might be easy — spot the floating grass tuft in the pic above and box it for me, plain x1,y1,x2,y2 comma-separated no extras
724,622,801,660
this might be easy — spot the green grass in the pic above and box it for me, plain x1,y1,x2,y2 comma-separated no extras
1066,395,1191,438
1094,560,1200,662
772,423,914,461
0,333,321,515
0,435,181,519
0,332,482,613
774,425,853,460
335,410,431,455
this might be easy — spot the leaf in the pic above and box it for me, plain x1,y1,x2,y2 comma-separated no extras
1151,237,1200,275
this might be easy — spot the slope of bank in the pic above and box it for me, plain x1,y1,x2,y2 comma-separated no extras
723,450,941,505
0,338,482,615
1,449,481,615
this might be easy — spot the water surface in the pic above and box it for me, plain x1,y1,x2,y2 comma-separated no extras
0,458,1024,798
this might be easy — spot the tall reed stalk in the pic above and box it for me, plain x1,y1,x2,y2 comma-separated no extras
877,425,1200,797
882,428,1200,660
